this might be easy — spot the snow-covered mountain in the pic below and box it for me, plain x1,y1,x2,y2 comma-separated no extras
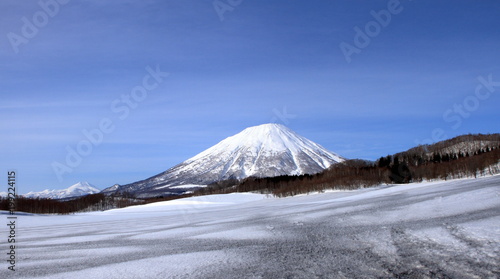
103,123,344,198
23,182,100,199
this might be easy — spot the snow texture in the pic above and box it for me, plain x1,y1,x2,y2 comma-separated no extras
22,182,100,199
2,175,499,278
104,124,344,198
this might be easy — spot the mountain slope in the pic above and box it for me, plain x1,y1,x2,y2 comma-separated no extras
104,124,344,197
23,182,100,199
402,134,500,157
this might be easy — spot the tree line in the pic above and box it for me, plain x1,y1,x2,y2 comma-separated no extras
0,193,142,214
0,190,199,214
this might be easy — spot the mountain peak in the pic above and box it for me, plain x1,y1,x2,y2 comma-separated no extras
236,123,296,147
245,123,288,132
190,123,335,161
104,124,345,198
240,123,294,136
67,181,96,191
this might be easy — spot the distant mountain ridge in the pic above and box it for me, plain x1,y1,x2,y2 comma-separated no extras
103,123,344,198
23,182,100,199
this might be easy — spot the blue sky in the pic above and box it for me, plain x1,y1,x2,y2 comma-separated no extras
1,0,499,193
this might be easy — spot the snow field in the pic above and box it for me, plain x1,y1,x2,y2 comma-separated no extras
1,176,499,278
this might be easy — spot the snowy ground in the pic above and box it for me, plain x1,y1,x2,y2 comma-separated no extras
2,176,499,278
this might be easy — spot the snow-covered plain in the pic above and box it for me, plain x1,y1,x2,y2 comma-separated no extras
2,176,499,278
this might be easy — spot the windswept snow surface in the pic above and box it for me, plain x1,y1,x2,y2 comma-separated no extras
2,176,500,278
